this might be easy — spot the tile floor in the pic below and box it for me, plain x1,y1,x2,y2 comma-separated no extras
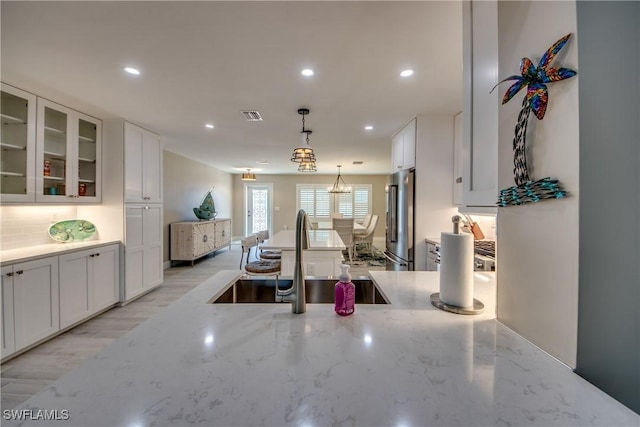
1,241,381,409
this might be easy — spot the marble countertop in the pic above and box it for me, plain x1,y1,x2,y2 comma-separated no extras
5,271,638,426
261,229,346,251
0,240,121,265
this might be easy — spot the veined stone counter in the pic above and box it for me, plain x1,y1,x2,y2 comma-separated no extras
0,240,121,266
4,271,638,426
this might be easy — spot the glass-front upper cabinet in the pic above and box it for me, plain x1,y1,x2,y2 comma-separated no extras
0,83,36,203
36,98,101,203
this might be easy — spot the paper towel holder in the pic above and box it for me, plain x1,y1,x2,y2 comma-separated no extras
430,293,484,315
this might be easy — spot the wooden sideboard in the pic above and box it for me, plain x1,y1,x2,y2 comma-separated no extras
170,219,231,266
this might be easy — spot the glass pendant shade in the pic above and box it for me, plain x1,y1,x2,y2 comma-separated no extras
298,160,317,172
328,165,351,193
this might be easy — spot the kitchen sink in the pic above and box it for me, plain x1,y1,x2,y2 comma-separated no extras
212,277,388,304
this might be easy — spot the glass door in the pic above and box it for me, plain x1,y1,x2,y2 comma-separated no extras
38,99,71,200
0,84,36,202
76,114,100,200
244,183,273,236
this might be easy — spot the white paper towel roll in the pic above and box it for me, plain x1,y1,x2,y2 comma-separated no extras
439,232,474,308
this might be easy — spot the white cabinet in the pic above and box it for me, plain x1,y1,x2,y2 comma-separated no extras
170,219,232,265
1,83,36,203
391,118,416,172
4,257,59,353
453,112,463,205
461,0,498,211
36,97,102,203
124,204,162,302
124,122,162,203
1,266,16,357
59,244,119,329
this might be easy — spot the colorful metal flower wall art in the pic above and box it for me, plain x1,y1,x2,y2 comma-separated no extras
491,33,577,207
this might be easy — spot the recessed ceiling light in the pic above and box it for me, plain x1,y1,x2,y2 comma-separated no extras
124,67,141,75
364,125,373,130
400,69,414,77
205,124,214,129
301,68,314,77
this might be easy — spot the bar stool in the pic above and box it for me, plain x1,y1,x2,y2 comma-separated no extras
240,235,281,286
256,230,281,261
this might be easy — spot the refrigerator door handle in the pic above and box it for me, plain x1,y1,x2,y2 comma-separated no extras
389,184,398,243
382,250,407,267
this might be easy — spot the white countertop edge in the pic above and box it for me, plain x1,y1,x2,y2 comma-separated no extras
0,240,122,265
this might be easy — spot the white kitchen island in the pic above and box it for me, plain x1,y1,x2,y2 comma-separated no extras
4,271,638,427
261,229,346,276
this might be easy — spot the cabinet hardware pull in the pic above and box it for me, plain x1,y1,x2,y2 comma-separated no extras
144,206,149,210
6,272,14,277
16,270,24,275
90,254,95,257
95,253,100,256
203,235,208,242
456,177,463,183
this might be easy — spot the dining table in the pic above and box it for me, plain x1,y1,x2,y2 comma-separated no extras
316,220,367,234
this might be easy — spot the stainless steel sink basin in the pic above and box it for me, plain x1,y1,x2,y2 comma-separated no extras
212,277,388,304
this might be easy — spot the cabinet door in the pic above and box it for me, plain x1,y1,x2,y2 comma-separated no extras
462,0,499,208
214,220,231,249
12,257,59,351
59,249,92,329
92,244,119,312
143,131,162,203
125,206,145,300
391,132,404,172
402,119,416,170
193,222,216,258
453,112,463,205
36,98,74,201
142,205,162,289
124,123,145,202
1,83,36,203
125,205,162,301
1,266,16,357
124,122,162,203
75,112,101,203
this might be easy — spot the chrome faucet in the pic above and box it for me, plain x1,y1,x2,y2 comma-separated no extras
276,209,308,313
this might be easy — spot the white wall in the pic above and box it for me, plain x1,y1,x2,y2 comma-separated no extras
496,1,580,366
163,150,232,262
414,114,460,271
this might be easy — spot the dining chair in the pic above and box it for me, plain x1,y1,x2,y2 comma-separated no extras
330,213,343,219
354,214,378,254
240,235,281,288
332,217,355,264
360,213,373,230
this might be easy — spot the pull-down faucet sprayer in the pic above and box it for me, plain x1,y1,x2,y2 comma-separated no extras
275,209,308,313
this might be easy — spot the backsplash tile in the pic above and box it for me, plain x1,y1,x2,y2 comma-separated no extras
0,206,78,251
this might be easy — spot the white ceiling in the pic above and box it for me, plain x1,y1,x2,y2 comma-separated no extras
1,1,462,175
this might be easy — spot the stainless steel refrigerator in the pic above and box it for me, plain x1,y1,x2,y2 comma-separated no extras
385,168,415,270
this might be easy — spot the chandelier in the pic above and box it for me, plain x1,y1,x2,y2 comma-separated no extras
328,165,351,193
290,108,316,163
241,168,256,181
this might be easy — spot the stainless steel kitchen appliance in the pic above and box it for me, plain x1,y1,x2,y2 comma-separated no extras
384,168,415,271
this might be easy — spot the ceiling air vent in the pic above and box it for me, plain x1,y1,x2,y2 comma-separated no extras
240,110,263,121
352,161,364,165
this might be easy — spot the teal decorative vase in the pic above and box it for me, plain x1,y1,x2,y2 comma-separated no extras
193,191,217,220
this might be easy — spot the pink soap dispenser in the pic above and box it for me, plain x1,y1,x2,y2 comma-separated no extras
335,264,355,316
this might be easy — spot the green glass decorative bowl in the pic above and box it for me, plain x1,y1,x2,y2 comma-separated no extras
48,219,97,243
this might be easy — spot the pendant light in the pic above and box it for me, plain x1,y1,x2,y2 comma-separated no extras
241,168,256,181
298,160,317,172
328,165,351,193
290,108,316,163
